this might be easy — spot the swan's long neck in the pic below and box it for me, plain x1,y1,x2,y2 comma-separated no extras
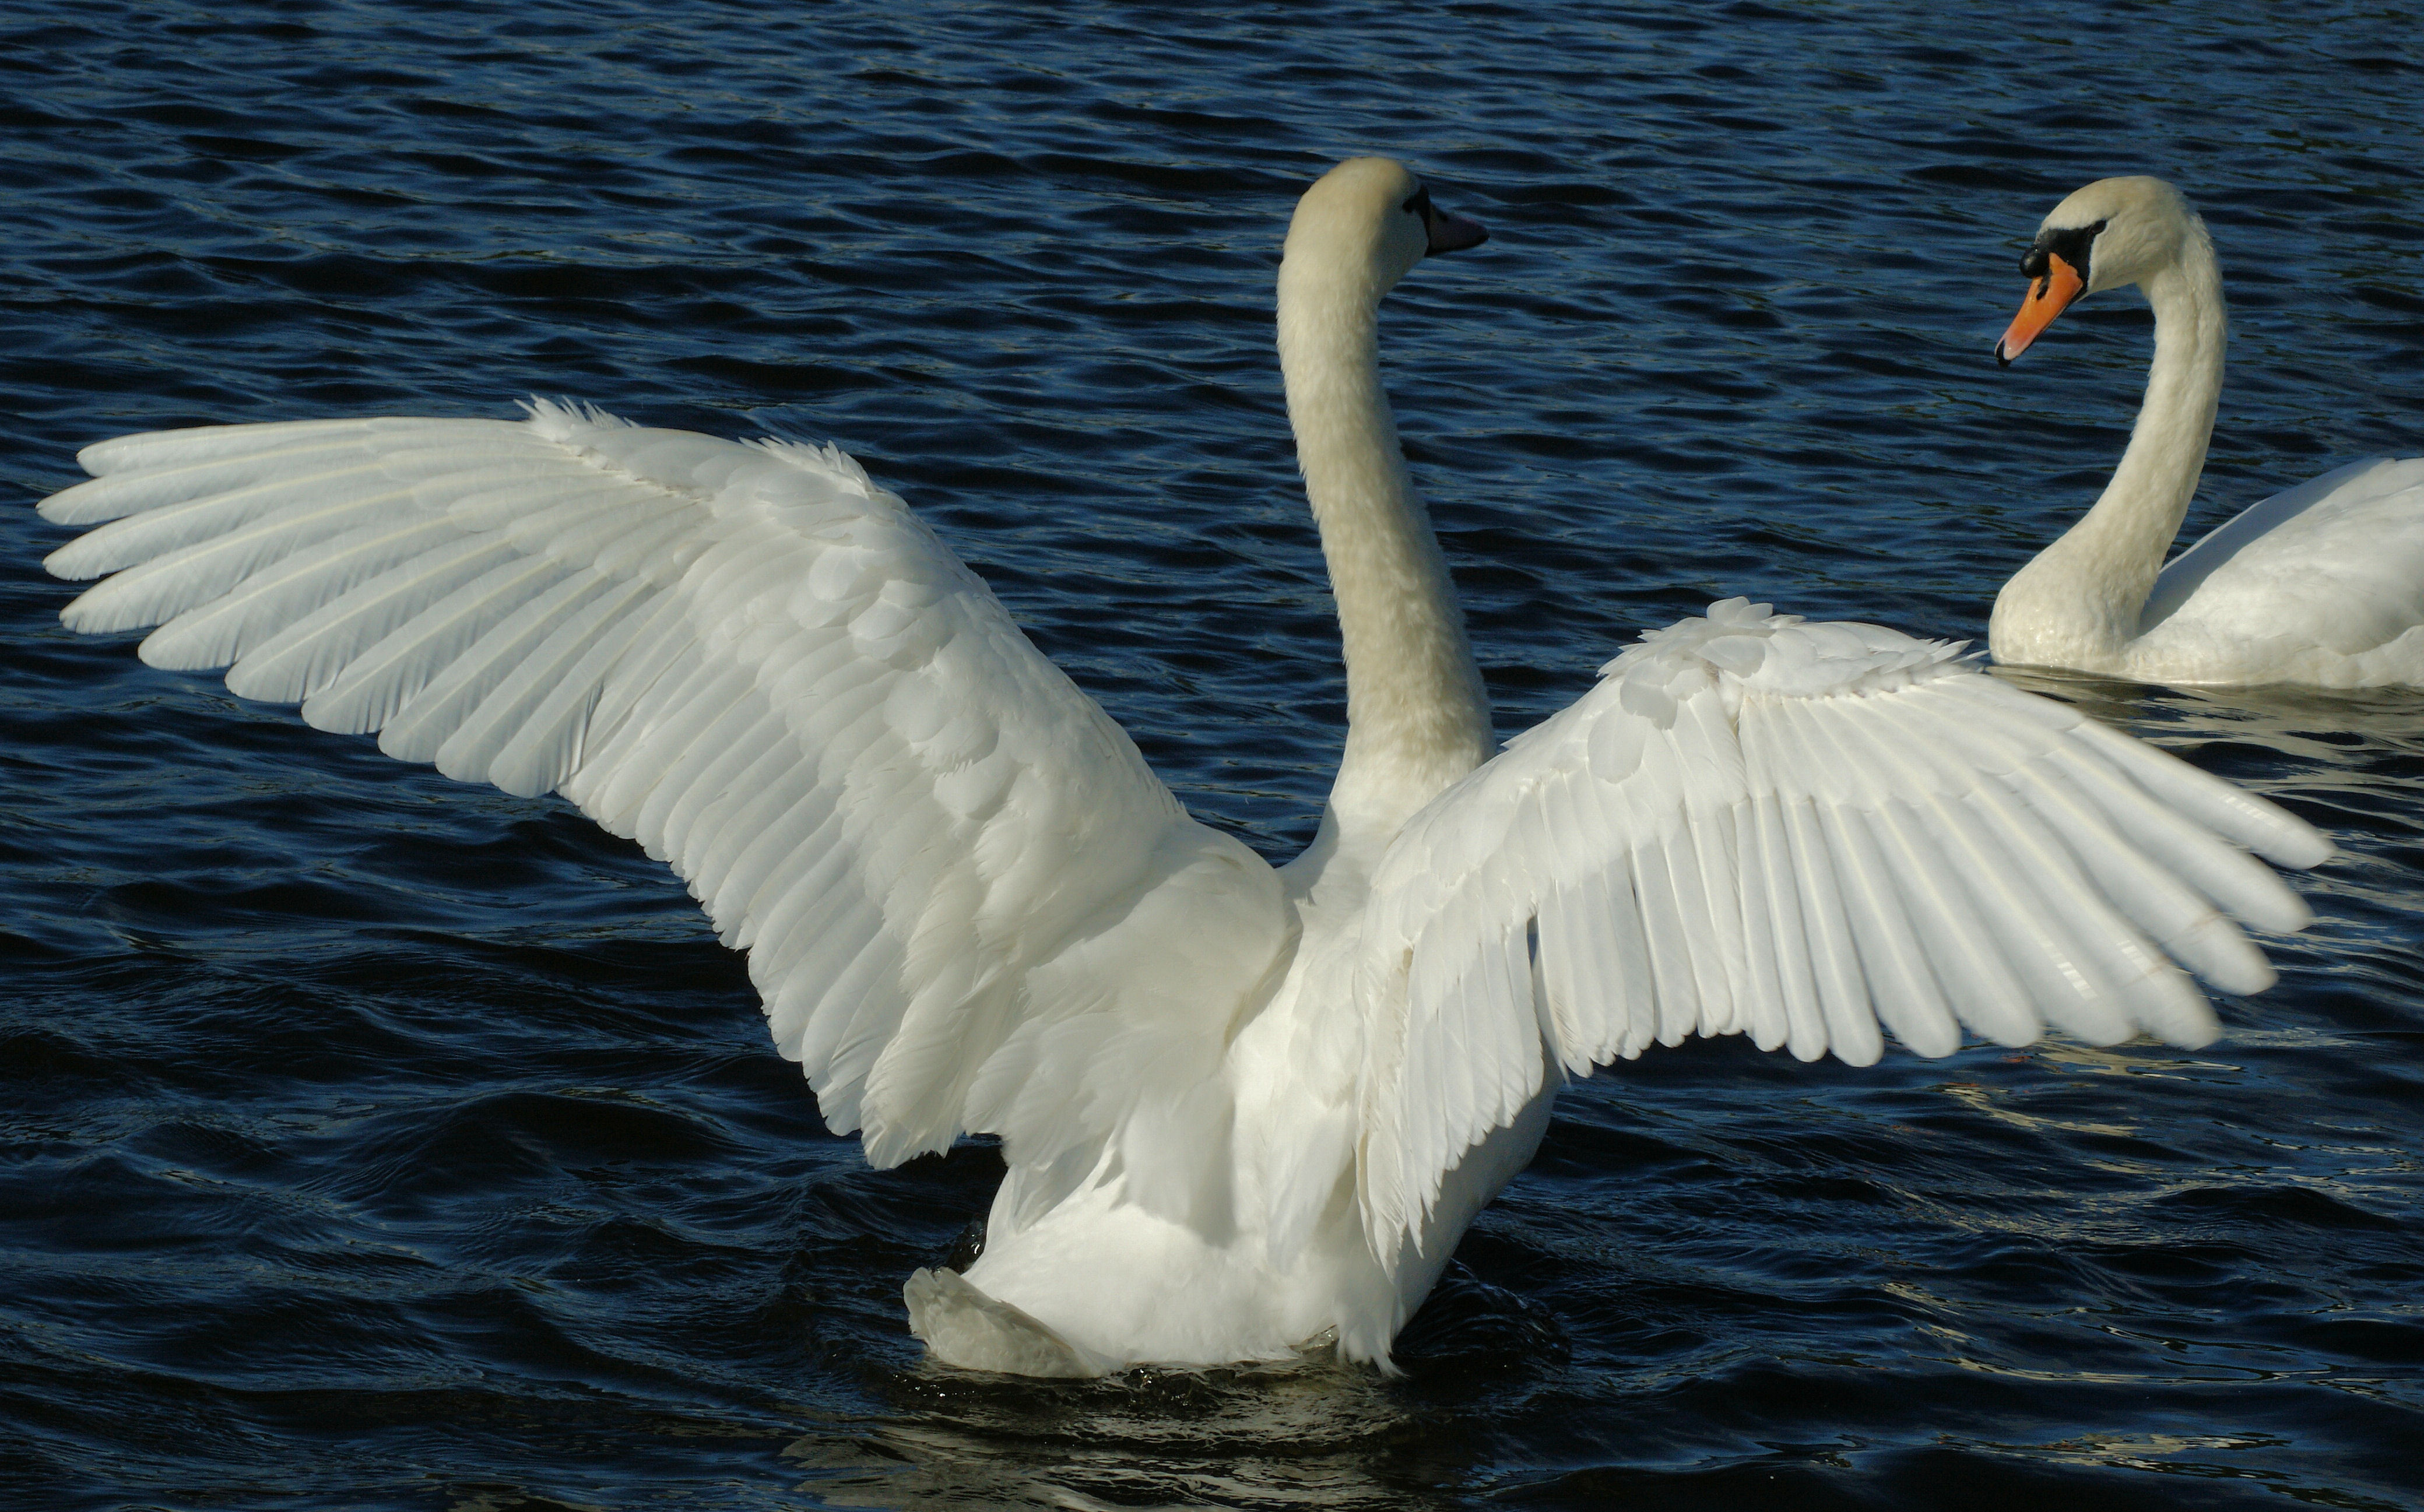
1278,263,1493,850
1990,226,2225,671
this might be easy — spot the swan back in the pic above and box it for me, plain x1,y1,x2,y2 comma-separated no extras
2136,455,2424,680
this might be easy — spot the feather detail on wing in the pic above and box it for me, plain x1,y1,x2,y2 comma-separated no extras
40,402,1291,1179
1353,597,2332,1258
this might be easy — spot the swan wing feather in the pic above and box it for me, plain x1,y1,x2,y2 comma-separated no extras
39,402,1291,1172
1354,597,2330,1255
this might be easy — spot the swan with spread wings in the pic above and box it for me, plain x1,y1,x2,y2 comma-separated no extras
34,159,2329,1376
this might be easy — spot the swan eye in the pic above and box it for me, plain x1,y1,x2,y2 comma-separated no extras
1402,188,1433,223
2023,219,2108,282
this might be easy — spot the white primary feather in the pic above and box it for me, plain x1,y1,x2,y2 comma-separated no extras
34,160,2331,1379
41,399,1292,1186
1350,599,2326,1256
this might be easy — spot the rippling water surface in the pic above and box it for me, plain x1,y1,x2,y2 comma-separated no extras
4,2,2422,1508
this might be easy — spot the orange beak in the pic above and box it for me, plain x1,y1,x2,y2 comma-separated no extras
1995,252,2085,365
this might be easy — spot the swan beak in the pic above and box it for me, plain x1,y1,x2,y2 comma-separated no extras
1994,252,2085,365
1424,209,1488,256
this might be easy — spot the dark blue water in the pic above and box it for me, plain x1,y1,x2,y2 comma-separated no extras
4,2,2421,1507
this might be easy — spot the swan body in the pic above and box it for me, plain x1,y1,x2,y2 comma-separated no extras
34,159,2331,1377
1989,175,2424,688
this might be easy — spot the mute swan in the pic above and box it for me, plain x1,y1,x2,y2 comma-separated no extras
34,157,2330,1378
1990,174,2424,687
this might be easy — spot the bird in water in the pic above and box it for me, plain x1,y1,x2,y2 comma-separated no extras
1991,174,2424,688
34,158,2329,1376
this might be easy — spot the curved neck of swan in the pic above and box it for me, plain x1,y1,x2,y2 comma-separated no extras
1278,263,1493,853
1991,228,2225,669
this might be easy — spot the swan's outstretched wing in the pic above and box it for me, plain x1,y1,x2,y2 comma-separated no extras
38,402,1290,1171
1354,597,2331,1253
2142,455,2424,679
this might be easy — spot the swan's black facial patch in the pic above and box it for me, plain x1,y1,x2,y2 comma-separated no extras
1403,188,1434,223
2021,219,2106,286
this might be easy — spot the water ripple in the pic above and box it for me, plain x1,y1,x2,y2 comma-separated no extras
2,1,2420,1508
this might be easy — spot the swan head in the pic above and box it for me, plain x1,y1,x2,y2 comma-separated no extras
1281,158,1487,304
1995,175,2200,365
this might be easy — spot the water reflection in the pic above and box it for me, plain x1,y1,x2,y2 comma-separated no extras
789,1359,1467,1510
1991,663,2424,775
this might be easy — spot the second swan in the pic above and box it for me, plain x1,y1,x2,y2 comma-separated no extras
1991,174,2424,688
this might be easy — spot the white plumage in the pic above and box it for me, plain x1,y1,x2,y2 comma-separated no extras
1990,175,2424,688
35,157,2329,1376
